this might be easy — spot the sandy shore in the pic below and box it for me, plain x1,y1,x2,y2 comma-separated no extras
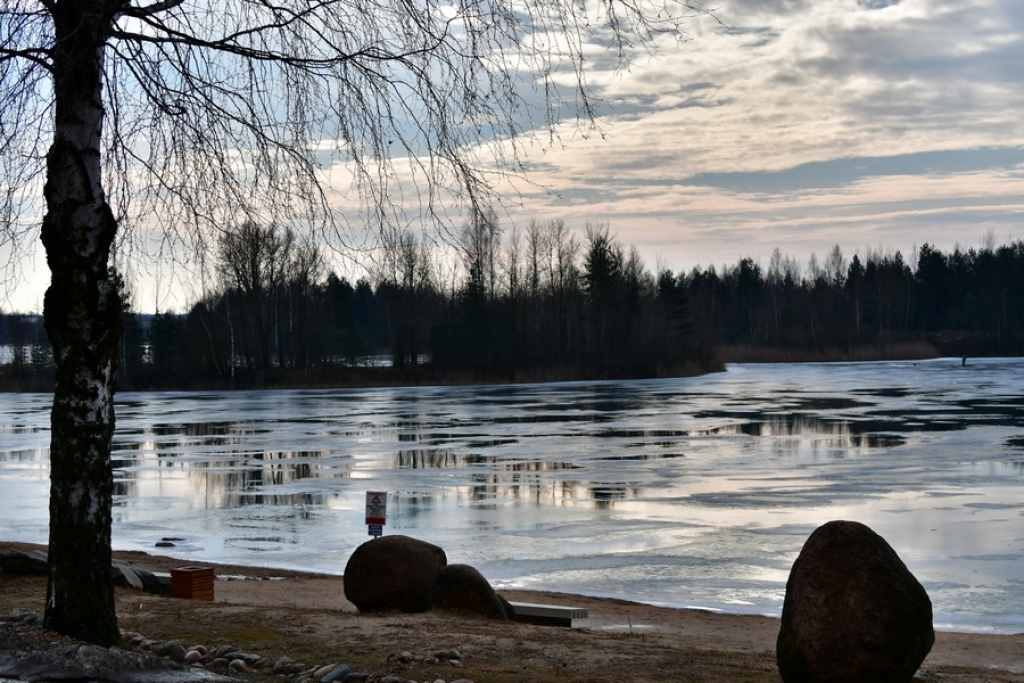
2,542,1022,682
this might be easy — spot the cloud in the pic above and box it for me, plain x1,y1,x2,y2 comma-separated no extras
9,0,1024,312
682,148,1024,192
482,0,1022,275
569,0,1024,174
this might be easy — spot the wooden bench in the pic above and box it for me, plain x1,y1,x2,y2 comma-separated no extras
507,601,588,627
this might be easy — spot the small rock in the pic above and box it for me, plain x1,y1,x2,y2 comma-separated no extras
155,541,176,547
139,639,159,650
396,651,414,664
314,664,337,679
184,650,204,664
120,631,143,647
251,657,270,669
4,609,43,624
342,673,370,683
433,650,461,662
129,633,147,647
378,677,406,683
450,679,474,683
210,658,231,669
152,640,184,657
273,656,295,674
169,644,187,662
214,644,239,659
274,656,306,675
321,664,352,683
228,659,248,674
191,644,208,656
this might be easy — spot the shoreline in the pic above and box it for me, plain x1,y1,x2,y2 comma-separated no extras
5,533,1023,638
107,538,1024,638
6,351,1019,395
0,357,725,394
3,541,1023,681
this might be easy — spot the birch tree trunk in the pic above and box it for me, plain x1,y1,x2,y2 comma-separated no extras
0,0,703,649
40,1,122,647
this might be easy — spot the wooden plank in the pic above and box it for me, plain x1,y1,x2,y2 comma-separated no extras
507,601,588,627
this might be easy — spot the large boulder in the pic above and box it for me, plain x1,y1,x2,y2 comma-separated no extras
0,550,48,576
112,561,165,595
776,520,934,683
422,564,510,620
343,535,447,613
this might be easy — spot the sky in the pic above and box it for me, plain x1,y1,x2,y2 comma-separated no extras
4,0,1024,313
498,0,1024,270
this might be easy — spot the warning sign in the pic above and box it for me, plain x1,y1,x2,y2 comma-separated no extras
365,491,387,526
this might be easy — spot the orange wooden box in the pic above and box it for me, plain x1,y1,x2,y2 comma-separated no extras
170,566,215,601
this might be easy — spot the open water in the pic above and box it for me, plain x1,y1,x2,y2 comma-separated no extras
1,358,1022,633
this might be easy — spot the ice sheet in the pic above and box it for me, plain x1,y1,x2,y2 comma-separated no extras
2,358,1022,633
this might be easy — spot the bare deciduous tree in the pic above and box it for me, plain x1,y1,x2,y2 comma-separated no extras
0,0,708,645
217,221,296,369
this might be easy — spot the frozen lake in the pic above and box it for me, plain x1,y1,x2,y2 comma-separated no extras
1,359,1022,633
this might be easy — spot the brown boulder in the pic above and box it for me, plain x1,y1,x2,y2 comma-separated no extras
343,535,447,612
423,563,510,619
776,520,934,683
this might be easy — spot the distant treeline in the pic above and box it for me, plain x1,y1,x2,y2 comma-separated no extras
3,223,1024,391
694,240,1024,361
1,216,717,390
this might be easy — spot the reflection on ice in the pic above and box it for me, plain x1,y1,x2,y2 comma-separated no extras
1,358,1023,633
110,443,347,508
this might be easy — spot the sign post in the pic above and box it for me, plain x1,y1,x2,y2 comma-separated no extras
365,491,387,538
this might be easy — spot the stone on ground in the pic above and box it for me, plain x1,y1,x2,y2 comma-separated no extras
776,520,934,683
112,560,164,594
0,550,48,575
343,535,447,612
424,564,510,619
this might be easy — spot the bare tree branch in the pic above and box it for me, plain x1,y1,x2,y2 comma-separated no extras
120,0,187,18
0,47,52,71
